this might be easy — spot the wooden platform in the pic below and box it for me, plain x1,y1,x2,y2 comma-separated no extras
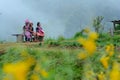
12,34,24,42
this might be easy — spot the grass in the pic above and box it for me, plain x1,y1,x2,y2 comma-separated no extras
0,31,120,80
0,43,82,80
0,41,119,80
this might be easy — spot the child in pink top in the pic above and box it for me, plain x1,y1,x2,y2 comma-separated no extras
23,19,31,42
36,22,44,41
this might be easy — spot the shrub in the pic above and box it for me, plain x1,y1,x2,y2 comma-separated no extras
57,36,65,42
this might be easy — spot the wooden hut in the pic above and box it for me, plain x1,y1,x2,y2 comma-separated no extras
111,20,120,35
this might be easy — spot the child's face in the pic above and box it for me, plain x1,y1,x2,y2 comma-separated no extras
25,22,29,26
30,23,33,27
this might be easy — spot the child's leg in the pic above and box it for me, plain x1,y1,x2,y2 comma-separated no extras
28,38,30,42
25,35,27,42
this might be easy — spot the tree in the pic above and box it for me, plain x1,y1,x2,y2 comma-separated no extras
93,16,104,33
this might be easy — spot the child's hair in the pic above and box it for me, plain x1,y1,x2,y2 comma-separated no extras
29,23,33,27
37,22,40,26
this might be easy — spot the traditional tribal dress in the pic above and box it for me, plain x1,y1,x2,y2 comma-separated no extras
23,25,31,41
36,26,44,37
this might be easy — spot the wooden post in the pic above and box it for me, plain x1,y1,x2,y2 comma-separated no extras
113,23,116,31
110,28,114,36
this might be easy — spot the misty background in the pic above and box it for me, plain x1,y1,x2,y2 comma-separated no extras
0,0,120,42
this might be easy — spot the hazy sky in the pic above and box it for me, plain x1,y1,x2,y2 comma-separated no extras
0,0,120,41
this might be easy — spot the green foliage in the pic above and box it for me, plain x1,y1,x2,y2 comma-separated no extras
45,40,81,48
48,41,60,47
97,33,112,47
57,36,65,42
61,41,82,48
44,36,82,48
98,33,111,41
74,31,83,39
0,40,6,44
93,16,104,33
115,24,120,30
44,38,56,45
0,46,82,80
113,35,120,41
0,26,120,79
114,24,120,35
112,35,120,46
97,33,120,47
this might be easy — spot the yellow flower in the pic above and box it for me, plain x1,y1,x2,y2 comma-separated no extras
78,37,86,44
83,40,96,54
110,62,120,80
85,70,95,80
106,44,114,57
3,62,30,80
108,51,114,57
106,45,111,53
78,31,97,55
106,44,114,53
40,69,48,78
34,64,48,78
100,56,110,69
31,74,40,80
110,44,114,51
98,72,105,80
25,56,36,66
88,32,98,40
118,55,120,58
78,52,87,59
78,37,96,55
3,77,9,80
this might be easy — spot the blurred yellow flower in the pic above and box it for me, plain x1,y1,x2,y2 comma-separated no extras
78,37,86,44
83,40,96,54
98,72,105,80
88,32,98,40
85,70,95,80
118,55,120,58
106,44,114,53
106,44,114,57
34,63,48,78
40,69,48,78
30,74,40,80
34,64,41,72
110,62,120,80
109,51,114,57
106,45,110,53
78,52,87,59
25,56,36,66
110,44,114,51
3,62,30,80
100,56,110,69
3,77,9,80
78,31,97,55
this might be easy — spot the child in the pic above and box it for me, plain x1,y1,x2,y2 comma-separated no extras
23,19,31,42
36,22,44,42
29,22,37,42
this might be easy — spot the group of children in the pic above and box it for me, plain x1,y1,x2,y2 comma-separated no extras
23,19,44,42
